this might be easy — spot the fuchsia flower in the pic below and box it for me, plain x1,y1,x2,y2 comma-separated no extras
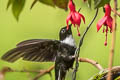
96,4,113,46
66,0,85,36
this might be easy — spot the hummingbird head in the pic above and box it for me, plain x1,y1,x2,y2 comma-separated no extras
59,24,72,41
59,24,76,47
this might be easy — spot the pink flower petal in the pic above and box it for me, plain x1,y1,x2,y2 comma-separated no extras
66,0,85,36
79,13,85,24
71,12,77,25
96,4,113,46
70,12,76,26
106,16,113,30
74,12,81,26
96,16,107,32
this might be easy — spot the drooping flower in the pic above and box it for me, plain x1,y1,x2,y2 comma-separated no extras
66,0,85,36
96,4,113,46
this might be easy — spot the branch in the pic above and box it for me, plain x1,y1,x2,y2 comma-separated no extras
0,65,55,80
106,66,120,72
33,65,54,80
0,57,103,80
0,67,11,80
112,9,120,17
72,8,99,80
1,65,54,74
79,58,103,70
103,66,120,80
107,0,117,80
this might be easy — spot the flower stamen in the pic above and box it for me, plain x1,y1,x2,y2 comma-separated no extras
77,26,80,36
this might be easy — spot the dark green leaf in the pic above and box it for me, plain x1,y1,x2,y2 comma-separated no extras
38,0,69,10
30,0,38,9
12,0,25,21
6,0,15,10
88,0,92,8
39,0,55,7
94,0,110,9
53,0,69,10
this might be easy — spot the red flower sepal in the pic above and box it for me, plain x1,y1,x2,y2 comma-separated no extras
96,4,113,46
66,0,85,36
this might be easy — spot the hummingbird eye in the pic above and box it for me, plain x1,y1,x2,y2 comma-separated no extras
61,29,66,33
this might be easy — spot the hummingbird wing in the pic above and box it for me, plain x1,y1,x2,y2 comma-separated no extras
1,39,60,62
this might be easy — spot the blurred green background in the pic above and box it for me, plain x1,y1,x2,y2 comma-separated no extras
0,0,120,80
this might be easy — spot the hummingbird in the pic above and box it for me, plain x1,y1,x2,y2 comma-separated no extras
1,25,76,80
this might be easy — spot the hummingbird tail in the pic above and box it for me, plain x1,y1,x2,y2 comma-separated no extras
55,65,67,80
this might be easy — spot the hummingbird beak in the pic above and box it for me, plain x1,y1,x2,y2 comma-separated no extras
67,24,72,31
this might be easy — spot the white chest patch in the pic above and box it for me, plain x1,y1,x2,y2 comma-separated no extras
61,35,76,47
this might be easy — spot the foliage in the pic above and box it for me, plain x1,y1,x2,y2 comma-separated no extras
6,0,111,20
7,0,25,20
89,67,120,80
94,0,110,9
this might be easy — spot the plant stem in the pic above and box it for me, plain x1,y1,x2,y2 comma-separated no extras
112,9,120,17
0,58,103,80
72,8,99,80
79,58,103,70
107,0,117,80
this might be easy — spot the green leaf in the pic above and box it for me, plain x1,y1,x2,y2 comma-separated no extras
12,0,25,21
6,0,15,10
39,0,55,7
53,0,69,10
30,0,38,9
38,0,69,10
94,0,110,9
115,76,120,80
88,0,92,8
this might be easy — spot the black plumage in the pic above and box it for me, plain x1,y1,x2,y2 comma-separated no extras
1,25,76,80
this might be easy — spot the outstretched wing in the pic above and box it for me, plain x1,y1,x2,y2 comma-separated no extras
1,39,60,62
